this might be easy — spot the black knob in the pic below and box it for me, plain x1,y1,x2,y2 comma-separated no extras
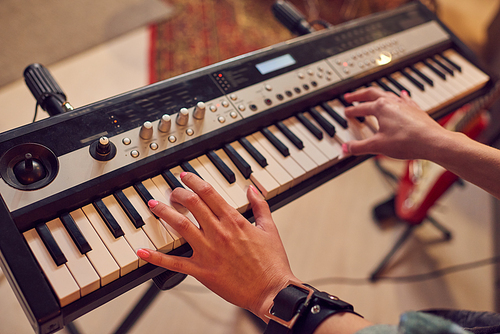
13,153,47,185
90,137,117,161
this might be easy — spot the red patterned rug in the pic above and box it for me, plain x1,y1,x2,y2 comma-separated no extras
149,0,419,84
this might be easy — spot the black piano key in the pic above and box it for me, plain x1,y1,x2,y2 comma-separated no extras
296,112,323,140
387,76,411,96
239,137,268,168
180,161,203,179
376,79,400,96
440,53,462,72
432,56,454,76
308,107,336,137
261,128,290,157
36,224,67,266
60,213,92,254
162,170,185,189
207,150,236,184
410,65,434,86
223,144,252,179
320,102,348,129
114,190,145,228
93,199,125,238
423,59,446,80
276,121,304,150
402,68,425,91
134,182,159,218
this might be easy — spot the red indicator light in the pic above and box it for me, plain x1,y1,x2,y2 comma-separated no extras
343,62,348,67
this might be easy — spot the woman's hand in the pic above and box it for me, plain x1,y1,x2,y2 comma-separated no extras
137,172,299,321
343,87,449,160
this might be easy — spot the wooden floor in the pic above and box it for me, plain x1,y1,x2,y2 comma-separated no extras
0,1,497,333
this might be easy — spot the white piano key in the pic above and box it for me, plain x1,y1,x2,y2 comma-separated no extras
46,218,100,296
243,135,294,194
230,141,280,199
251,131,306,186
121,186,176,252
187,158,238,208
82,204,138,276
151,173,200,228
283,116,339,170
430,56,474,91
405,66,450,107
426,58,469,94
413,62,456,100
279,119,332,172
379,76,429,110
141,179,186,248
101,196,156,266
70,209,120,286
197,154,250,212
24,229,80,307
215,148,255,209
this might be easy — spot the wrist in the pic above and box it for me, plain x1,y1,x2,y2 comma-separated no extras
255,275,302,322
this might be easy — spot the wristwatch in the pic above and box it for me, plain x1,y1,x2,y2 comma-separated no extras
264,281,361,334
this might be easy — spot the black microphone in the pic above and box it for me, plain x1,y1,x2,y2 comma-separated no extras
24,63,73,117
271,0,316,36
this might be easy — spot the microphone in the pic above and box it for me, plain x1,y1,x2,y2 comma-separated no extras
24,63,73,117
271,0,316,36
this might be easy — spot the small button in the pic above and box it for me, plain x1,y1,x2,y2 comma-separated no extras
317,72,323,78
297,72,305,79
302,84,310,90
265,84,272,91
294,87,301,94
317,66,324,72
230,111,238,118
264,98,272,105
285,90,293,97
307,69,314,76
131,150,140,158
168,135,177,143
238,104,246,111
222,100,230,107
122,138,131,145
250,104,258,111
230,94,238,101
276,94,284,101
150,142,159,150
326,76,332,81
326,70,332,75
218,116,226,123
186,128,194,136
210,105,217,112
311,81,318,87
343,68,350,74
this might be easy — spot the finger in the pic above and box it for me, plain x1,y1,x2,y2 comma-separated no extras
137,248,196,276
344,136,381,156
179,172,235,218
149,200,201,243
344,100,379,119
169,187,218,228
344,86,389,103
246,185,274,231
401,90,421,109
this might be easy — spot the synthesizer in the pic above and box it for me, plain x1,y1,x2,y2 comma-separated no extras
0,2,492,333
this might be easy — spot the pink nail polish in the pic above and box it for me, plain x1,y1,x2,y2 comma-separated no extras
249,185,259,194
342,143,349,154
148,200,159,209
401,90,408,96
137,249,150,259
180,171,187,179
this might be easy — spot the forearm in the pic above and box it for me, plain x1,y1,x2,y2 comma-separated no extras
424,130,500,199
314,313,373,334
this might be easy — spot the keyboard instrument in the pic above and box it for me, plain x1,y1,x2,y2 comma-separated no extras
0,3,493,333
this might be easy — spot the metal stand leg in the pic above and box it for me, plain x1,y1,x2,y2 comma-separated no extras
370,225,416,282
425,215,452,240
112,282,162,334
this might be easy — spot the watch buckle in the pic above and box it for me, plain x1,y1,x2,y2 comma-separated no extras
264,281,315,329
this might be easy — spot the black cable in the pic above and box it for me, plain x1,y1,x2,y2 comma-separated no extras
308,255,500,286
33,101,39,123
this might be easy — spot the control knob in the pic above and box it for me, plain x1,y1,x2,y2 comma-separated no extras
193,101,206,120
158,114,172,132
139,121,154,140
13,153,47,185
89,136,117,161
176,108,189,126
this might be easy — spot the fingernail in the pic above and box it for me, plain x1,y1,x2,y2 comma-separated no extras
148,199,159,209
180,171,187,179
342,143,350,154
249,185,259,194
401,90,408,96
137,249,151,260
344,92,350,98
